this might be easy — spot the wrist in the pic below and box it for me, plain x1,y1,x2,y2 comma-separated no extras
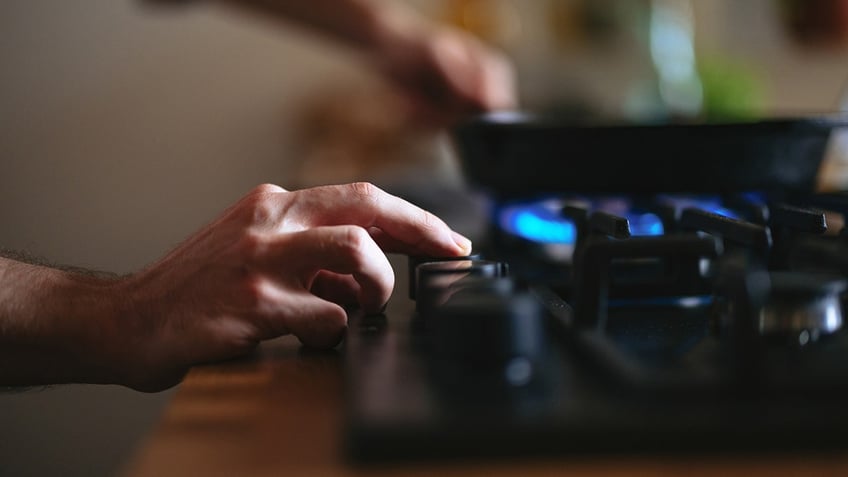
0,261,132,387
40,270,133,386
66,274,138,386
55,271,177,392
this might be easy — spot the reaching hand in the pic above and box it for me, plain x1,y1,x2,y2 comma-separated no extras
0,183,471,391
203,0,517,126
117,182,471,389
371,17,516,126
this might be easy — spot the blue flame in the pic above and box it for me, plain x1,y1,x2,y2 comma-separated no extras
658,196,740,220
626,212,664,236
499,195,753,243
740,192,766,204
706,205,740,219
499,204,664,243
500,204,576,244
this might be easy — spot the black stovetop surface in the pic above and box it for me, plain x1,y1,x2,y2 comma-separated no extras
343,263,848,463
343,192,848,463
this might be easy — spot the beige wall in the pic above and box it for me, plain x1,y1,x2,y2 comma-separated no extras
0,1,377,273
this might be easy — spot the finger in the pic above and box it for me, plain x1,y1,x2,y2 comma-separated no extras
310,270,360,308
367,227,471,257
259,225,395,313
431,33,513,114
272,291,348,349
447,36,516,112
431,32,481,107
479,51,517,111
287,183,472,257
240,280,347,348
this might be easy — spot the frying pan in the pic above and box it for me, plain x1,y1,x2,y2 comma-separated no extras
452,112,848,199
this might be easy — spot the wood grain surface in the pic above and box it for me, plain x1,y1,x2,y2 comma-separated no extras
122,332,848,477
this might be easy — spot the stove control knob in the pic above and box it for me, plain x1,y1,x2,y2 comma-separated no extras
415,259,508,315
408,253,482,299
759,272,846,344
431,289,544,387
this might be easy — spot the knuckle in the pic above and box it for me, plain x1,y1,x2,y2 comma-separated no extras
420,209,440,230
237,231,268,262
240,275,271,309
338,226,371,261
416,209,443,236
241,192,278,227
251,183,286,194
406,210,444,251
347,182,382,203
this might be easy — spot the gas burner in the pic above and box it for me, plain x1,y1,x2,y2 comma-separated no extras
492,194,773,265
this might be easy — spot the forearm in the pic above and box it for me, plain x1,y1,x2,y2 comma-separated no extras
0,257,127,387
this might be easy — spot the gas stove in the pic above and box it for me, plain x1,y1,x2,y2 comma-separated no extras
343,191,848,462
342,115,848,462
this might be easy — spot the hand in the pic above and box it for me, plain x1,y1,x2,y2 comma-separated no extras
114,183,471,391
204,0,517,127
370,14,517,127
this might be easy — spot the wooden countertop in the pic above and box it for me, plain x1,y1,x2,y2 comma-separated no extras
124,256,848,477
123,333,848,477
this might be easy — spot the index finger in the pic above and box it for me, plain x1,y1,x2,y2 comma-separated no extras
286,183,472,257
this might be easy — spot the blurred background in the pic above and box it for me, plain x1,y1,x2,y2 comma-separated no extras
2,0,848,475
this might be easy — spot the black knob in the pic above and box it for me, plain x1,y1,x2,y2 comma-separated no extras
415,259,508,315
431,289,545,387
408,253,482,300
